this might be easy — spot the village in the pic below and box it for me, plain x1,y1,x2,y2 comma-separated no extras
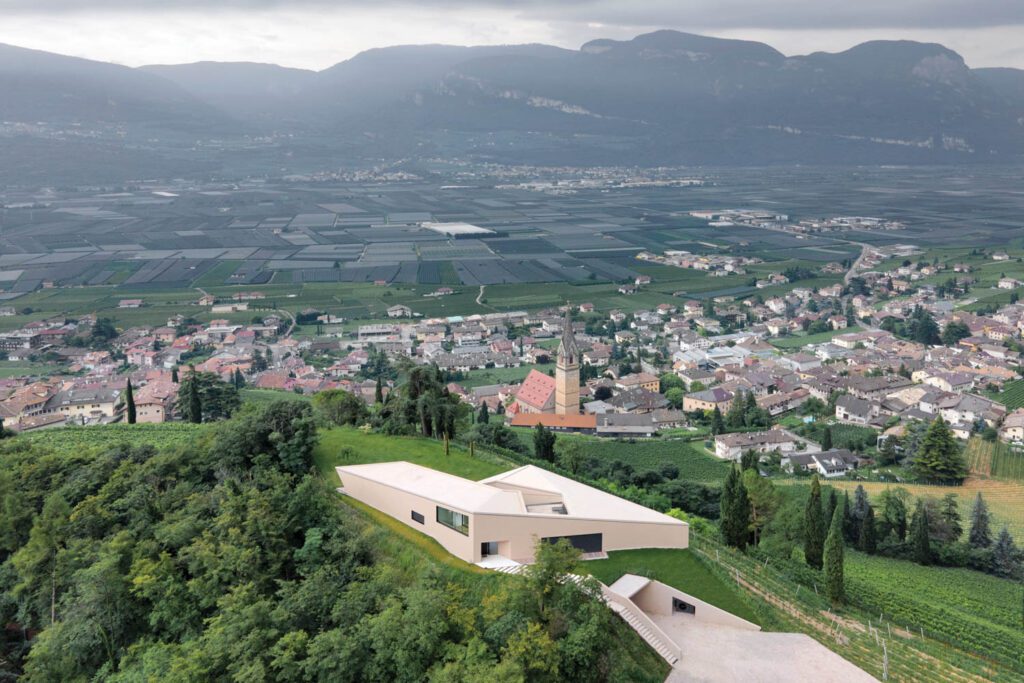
2,243,1023,488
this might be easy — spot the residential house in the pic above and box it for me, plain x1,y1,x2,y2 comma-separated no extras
336,462,688,564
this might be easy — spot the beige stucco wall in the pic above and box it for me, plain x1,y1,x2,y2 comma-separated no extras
631,579,759,631
472,513,688,564
338,468,476,562
339,467,689,564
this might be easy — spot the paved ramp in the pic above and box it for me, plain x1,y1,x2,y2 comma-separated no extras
657,615,877,683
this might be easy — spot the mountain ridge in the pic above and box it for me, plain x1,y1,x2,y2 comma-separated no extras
1,30,1023,174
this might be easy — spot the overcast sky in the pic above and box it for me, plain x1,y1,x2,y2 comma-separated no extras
1,0,1022,70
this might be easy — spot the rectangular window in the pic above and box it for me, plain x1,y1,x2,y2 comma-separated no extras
411,510,424,525
436,506,469,535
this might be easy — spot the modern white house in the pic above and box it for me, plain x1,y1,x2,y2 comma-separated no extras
336,461,688,564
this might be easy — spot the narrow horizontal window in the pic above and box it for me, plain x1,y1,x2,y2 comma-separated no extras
436,506,469,535
411,510,424,524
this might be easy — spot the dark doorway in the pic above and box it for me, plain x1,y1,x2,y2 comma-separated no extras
481,541,499,557
542,533,603,553
673,597,696,615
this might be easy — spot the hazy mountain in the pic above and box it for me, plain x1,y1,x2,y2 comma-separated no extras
391,32,1024,164
975,67,1024,108
0,42,235,135
2,31,1024,176
141,61,317,128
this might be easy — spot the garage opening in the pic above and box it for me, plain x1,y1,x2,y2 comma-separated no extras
673,597,696,615
542,533,603,554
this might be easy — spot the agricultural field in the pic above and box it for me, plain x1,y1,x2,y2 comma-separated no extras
965,437,1024,481
585,548,759,624
19,423,208,451
799,477,1024,541
987,378,1024,409
845,551,1024,675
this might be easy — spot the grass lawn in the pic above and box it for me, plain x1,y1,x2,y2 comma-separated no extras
339,493,489,574
456,365,534,389
0,361,62,378
314,426,513,486
511,429,729,484
239,388,312,405
584,548,759,624
769,325,861,349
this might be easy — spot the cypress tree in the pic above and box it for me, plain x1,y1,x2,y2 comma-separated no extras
824,496,846,606
477,402,490,425
824,487,838,531
721,466,750,550
804,475,825,570
186,371,202,424
711,406,725,435
171,366,179,383
852,485,870,521
375,377,384,404
910,499,931,565
992,528,1019,578
124,379,136,425
720,466,735,544
841,491,856,544
820,426,833,451
859,505,877,554
969,492,993,548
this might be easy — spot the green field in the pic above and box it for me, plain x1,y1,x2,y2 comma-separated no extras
0,361,61,378
965,437,1024,481
513,431,730,484
20,423,208,451
987,378,1024,409
239,388,312,405
0,252,853,338
770,325,862,349
314,426,513,485
801,477,1024,542
454,365,534,388
845,551,1024,673
585,548,759,624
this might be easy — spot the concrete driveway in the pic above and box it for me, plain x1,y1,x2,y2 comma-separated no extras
656,614,878,683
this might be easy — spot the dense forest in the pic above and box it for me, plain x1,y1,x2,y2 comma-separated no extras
0,400,662,682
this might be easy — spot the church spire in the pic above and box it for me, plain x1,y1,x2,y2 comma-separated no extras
558,307,578,366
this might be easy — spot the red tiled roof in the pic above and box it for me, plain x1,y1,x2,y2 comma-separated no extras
510,413,597,429
514,369,556,410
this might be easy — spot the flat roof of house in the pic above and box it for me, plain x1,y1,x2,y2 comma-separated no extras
338,461,522,514
338,461,686,527
480,465,685,525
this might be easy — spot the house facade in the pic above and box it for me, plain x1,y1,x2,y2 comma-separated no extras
337,462,688,564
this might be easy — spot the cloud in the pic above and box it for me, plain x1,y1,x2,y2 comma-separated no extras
2,0,1023,30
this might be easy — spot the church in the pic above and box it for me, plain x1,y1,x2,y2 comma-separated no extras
513,310,582,417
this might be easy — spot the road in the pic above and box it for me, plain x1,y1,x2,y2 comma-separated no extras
844,241,871,285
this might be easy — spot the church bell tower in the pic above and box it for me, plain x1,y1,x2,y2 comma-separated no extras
555,308,580,415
